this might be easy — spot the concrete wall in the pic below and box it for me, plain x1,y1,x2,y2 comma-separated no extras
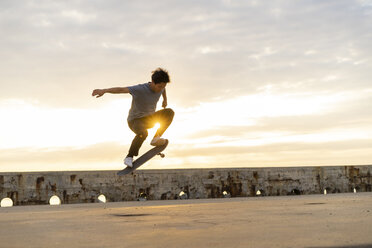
1,165,371,205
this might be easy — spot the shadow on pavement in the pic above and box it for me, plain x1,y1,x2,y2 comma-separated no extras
308,245,372,248
110,214,152,217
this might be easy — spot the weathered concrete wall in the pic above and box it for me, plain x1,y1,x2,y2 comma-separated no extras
1,165,371,205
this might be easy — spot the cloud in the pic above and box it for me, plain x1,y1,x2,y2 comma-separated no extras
1,137,371,172
60,9,96,23
0,142,126,172
1,86,371,171
1,0,371,107
0,98,133,149
1,0,371,171
184,92,372,140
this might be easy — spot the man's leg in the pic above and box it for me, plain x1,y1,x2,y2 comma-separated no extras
127,108,174,159
144,108,175,146
153,108,175,137
127,118,149,158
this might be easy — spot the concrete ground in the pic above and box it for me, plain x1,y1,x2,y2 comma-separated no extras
1,193,372,248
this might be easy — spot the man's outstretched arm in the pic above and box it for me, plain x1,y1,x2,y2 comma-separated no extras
92,87,130,98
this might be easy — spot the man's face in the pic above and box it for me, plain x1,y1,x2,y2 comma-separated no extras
150,82,167,93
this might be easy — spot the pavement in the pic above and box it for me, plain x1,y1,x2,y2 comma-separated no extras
1,193,372,248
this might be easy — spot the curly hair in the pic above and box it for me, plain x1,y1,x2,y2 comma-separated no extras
151,68,170,84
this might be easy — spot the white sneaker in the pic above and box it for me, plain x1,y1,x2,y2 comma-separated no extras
124,157,133,168
150,136,167,146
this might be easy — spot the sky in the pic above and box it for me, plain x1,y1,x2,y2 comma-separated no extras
1,0,372,172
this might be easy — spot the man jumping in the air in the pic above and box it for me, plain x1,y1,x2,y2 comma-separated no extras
92,68,174,168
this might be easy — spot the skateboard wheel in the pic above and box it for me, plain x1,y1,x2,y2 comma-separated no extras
158,153,165,158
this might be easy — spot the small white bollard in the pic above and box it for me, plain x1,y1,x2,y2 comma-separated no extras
49,195,61,206
324,189,327,195
179,191,188,200
98,194,106,203
223,191,231,198
1,198,13,208
354,188,357,193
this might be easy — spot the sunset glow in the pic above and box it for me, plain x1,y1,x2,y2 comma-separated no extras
1,0,371,172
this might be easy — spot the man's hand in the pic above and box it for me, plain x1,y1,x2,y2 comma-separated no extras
92,89,105,98
162,99,168,108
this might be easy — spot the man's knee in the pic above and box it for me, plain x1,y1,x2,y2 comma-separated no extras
164,108,175,118
137,131,148,139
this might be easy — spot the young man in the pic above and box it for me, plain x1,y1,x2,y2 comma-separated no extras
92,68,175,168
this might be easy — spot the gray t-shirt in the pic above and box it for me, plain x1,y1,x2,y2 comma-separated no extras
127,83,163,121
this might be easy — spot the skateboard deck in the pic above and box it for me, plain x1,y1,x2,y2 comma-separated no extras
117,139,168,176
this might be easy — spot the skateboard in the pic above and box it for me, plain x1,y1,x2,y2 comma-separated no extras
117,139,168,176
